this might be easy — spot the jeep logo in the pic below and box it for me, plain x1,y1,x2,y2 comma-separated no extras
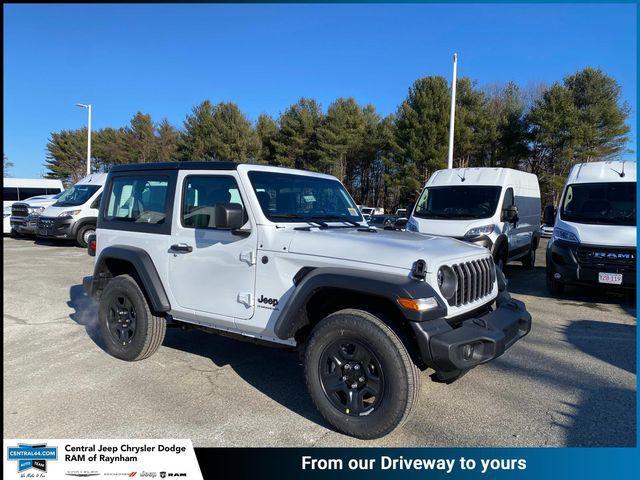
257,295,279,307
591,252,635,260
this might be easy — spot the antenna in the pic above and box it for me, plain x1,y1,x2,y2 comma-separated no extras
621,161,626,178
576,162,585,179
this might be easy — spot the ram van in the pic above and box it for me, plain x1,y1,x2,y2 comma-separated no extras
407,168,541,271
545,160,635,293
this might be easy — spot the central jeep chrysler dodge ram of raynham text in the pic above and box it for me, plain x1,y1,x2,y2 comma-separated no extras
84,162,532,439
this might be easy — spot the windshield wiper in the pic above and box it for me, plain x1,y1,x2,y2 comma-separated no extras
269,214,329,228
308,215,362,227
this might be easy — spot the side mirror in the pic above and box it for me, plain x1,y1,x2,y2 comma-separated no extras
543,205,556,226
212,203,244,230
504,205,519,224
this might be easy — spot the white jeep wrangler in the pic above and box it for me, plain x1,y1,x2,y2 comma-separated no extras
84,162,531,439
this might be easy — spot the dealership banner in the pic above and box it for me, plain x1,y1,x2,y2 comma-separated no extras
3,439,202,479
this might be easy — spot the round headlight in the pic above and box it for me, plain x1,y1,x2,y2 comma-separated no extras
437,265,457,300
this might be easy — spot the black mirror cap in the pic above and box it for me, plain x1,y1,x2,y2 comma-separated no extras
213,203,244,230
504,205,518,223
543,205,556,226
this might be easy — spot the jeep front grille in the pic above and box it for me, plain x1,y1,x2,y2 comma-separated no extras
11,204,29,218
450,257,495,307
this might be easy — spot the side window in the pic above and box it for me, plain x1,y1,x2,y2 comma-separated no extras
19,187,48,199
182,175,245,229
90,193,102,210
106,176,169,224
3,187,18,201
46,188,62,195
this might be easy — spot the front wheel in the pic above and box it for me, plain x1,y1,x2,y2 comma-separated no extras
304,309,420,439
98,274,166,361
76,224,96,248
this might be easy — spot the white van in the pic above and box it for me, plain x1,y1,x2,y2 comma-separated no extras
3,178,64,234
407,167,541,270
545,160,636,294
37,173,107,247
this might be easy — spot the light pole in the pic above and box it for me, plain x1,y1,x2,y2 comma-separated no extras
76,103,92,175
447,53,458,169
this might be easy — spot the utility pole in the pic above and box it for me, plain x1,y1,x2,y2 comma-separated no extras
76,103,92,175
447,53,458,169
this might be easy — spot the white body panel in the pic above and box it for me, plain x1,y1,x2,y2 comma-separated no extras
408,167,541,260
552,161,636,248
40,173,106,225
3,178,64,232
96,164,498,346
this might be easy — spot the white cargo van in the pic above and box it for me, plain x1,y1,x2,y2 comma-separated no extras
545,160,636,294
3,178,64,234
37,173,107,247
407,168,541,270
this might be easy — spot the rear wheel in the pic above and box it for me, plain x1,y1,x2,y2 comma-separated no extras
304,309,420,439
76,224,95,248
98,274,166,361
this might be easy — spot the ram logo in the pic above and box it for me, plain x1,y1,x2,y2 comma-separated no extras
592,252,635,260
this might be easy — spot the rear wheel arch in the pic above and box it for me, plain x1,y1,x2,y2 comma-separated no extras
93,246,171,315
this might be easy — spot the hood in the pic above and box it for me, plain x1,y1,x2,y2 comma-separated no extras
288,227,488,272
41,204,80,217
555,219,636,247
409,216,494,237
18,197,58,208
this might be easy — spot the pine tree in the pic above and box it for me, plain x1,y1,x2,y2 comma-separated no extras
272,98,323,170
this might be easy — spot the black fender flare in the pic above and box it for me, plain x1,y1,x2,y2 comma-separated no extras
93,245,171,312
273,267,447,340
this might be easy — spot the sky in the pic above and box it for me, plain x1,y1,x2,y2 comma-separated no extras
3,3,637,178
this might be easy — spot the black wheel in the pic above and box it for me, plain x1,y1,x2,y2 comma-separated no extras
522,245,536,269
304,309,420,439
546,274,565,295
98,274,166,361
76,224,96,248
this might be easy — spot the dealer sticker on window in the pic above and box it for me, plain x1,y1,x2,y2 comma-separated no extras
598,272,623,285
348,208,357,215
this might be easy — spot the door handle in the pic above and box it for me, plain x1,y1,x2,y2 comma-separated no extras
170,243,193,253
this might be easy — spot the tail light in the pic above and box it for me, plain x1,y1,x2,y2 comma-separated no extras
87,234,96,257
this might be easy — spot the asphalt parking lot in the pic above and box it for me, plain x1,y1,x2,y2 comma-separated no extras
3,236,636,447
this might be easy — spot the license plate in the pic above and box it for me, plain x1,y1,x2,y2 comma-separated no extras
598,272,623,285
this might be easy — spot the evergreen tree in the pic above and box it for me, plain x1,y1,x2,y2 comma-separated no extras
45,129,88,183
255,113,278,165
395,76,450,185
272,98,323,170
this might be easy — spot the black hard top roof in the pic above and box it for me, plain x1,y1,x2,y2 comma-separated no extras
109,161,242,172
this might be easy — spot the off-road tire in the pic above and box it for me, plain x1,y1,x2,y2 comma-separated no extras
76,224,96,248
98,274,166,361
304,309,420,439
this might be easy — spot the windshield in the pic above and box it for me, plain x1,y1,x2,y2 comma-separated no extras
413,185,502,220
53,184,100,207
560,182,636,226
247,171,363,224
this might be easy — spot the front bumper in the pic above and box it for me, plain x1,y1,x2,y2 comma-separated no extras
547,240,636,289
410,291,531,376
36,216,74,238
10,215,39,234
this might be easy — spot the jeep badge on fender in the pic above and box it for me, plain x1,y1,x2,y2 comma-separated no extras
83,161,532,440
